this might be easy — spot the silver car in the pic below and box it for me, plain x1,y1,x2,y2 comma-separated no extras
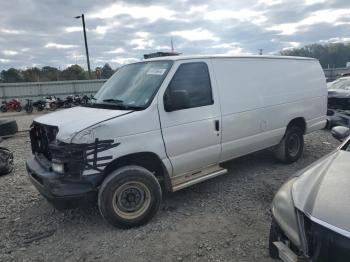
269,126,350,262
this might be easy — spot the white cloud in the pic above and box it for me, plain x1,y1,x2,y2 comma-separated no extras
90,3,175,22
220,47,249,55
106,48,125,54
268,8,350,35
304,0,326,5
258,0,282,6
65,26,83,33
135,32,150,38
155,45,171,50
111,57,140,65
212,42,240,49
0,28,23,34
0,58,10,63
129,32,155,50
2,50,18,56
45,43,78,49
320,37,350,43
204,9,267,25
171,28,219,41
93,22,120,35
130,38,154,50
211,42,249,55
186,5,208,14
95,25,109,35
282,41,301,50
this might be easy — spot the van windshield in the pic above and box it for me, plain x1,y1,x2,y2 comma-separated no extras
92,61,173,110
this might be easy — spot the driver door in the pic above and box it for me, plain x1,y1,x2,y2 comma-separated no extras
158,60,222,177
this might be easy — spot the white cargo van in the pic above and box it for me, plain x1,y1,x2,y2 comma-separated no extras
27,55,327,228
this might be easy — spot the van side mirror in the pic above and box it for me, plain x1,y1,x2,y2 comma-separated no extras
331,126,350,141
164,90,191,112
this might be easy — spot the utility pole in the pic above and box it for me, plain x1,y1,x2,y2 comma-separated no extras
171,38,174,53
75,14,92,79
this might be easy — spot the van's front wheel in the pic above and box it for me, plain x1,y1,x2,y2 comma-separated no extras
98,165,162,228
274,126,304,164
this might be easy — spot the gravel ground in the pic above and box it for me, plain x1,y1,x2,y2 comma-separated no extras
0,113,340,262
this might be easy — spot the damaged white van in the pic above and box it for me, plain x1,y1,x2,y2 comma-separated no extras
27,55,327,228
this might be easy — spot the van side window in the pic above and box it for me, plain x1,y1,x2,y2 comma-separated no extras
166,62,213,110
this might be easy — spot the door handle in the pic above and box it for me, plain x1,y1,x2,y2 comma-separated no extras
214,120,220,131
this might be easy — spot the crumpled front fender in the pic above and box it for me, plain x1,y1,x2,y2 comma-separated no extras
271,177,301,247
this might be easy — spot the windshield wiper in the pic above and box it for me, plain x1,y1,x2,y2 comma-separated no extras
102,98,124,104
100,98,144,110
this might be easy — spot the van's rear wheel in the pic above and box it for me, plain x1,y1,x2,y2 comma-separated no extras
274,126,304,164
98,165,162,228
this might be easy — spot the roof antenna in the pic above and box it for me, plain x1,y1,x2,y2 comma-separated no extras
171,38,174,53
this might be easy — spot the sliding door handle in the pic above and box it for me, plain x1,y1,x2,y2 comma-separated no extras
214,120,220,131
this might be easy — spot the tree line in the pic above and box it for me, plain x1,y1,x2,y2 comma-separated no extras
2,42,350,83
280,42,350,68
0,63,115,83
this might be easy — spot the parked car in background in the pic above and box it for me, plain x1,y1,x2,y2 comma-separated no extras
327,76,350,110
269,125,350,261
26,55,327,228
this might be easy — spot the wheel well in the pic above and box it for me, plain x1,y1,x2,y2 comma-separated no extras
104,152,171,190
287,117,306,134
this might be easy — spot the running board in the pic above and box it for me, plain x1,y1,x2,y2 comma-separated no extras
273,241,298,262
171,165,228,192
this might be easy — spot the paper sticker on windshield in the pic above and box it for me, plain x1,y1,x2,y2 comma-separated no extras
147,68,166,75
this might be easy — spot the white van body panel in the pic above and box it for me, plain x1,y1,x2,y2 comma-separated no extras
210,57,327,162
33,55,327,187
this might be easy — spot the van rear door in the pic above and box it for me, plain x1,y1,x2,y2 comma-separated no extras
158,60,222,176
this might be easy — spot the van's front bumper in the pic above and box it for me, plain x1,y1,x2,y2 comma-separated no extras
26,156,99,209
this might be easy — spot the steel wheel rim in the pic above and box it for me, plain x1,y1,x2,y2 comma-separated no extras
287,133,300,157
112,181,151,220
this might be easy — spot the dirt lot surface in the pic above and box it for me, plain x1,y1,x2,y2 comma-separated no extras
0,113,340,262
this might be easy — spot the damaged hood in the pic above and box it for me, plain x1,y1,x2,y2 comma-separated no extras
292,150,350,234
34,106,132,142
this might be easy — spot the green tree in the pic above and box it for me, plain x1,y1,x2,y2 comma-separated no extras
41,66,60,81
61,64,87,80
0,68,23,83
101,63,114,79
22,67,41,82
280,42,350,68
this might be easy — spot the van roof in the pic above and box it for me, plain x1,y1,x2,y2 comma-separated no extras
144,55,316,62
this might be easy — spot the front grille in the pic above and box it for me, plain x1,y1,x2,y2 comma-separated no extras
30,122,58,160
304,215,350,261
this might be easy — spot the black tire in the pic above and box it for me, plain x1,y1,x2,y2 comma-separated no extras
15,105,22,112
269,219,282,259
1,105,7,112
0,119,18,136
98,165,162,228
0,147,13,175
274,126,304,164
37,105,44,111
26,105,33,113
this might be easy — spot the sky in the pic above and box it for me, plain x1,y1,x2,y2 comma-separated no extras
0,0,349,70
